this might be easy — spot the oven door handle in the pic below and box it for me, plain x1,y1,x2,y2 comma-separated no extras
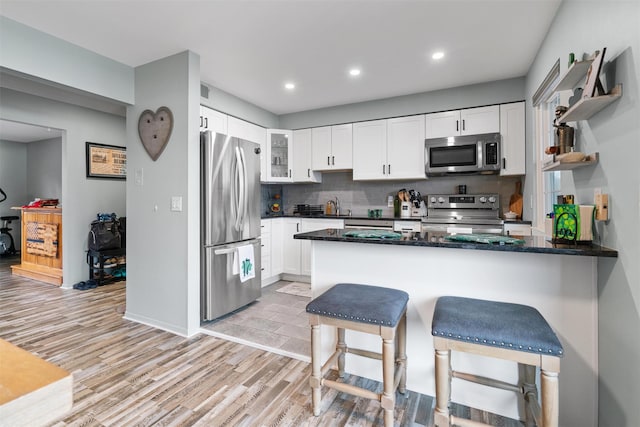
446,227,473,234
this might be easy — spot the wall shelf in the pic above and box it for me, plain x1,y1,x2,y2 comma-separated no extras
542,152,598,172
554,59,594,91
557,85,622,122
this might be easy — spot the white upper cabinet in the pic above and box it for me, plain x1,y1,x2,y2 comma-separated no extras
292,129,321,183
228,116,265,144
352,120,387,180
386,115,426,180
266,129,293,182
228,116,267,181
199,106,227,134
311,124,353,171
353,116,425,181
461,105,500,135
425,105,499,138
499,101,526,176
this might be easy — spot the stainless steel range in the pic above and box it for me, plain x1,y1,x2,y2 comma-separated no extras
422,194,504,239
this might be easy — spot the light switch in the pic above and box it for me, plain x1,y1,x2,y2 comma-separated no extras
171,196,183,212
135,168,144,186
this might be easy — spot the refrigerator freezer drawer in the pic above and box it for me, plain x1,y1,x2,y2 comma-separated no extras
201,240,262,321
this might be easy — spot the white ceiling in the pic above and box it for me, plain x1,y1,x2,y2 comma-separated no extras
0,0,561,116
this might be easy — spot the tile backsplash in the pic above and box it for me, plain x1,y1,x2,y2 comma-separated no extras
271,172,523,218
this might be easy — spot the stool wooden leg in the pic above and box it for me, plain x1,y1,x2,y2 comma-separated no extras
434,348,451,427
337,327,346,378
397,313,407,394
381,337,395,427
541,369,559,427
521,364,538,427
310,323,322,416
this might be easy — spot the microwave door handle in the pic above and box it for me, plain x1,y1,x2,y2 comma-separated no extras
477,141,483,169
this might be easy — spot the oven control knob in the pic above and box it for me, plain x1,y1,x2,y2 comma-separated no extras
430,196,437,203
479,196,487,203
488,196,497,203
437,197,445,203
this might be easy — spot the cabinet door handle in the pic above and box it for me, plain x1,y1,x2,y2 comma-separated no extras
296,223,299,232
332,156,335,165
204,117,208,129
388,164,391,175
289,169,292,178
382,165,386,174
307,168,310,177
456,120,459,132
327,156,330,166
502,158,506,169
462,119,465,131
200,116,203,127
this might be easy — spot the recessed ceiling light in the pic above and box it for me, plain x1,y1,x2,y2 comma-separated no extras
349,68,361,76
432,51,445,60
284,82,295,90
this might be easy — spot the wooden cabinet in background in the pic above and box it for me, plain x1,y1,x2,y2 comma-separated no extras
11,208,63,286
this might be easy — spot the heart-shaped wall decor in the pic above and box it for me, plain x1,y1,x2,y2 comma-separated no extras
138,106,173,161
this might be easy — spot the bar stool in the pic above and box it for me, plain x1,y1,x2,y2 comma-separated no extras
306,283,409,427
431,296,564,427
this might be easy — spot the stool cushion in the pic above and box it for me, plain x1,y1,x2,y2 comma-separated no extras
432,296,564,357
306,283,409,327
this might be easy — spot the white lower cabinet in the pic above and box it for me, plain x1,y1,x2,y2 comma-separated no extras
504,223,532,236
282,218,302,275
282,218,343,277
300,219,344,276
261,218,284,285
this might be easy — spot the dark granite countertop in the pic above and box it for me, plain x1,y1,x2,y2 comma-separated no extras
294,228,618,258
261,214,422,221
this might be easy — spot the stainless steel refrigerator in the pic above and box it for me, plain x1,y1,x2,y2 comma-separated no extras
201,130,261,321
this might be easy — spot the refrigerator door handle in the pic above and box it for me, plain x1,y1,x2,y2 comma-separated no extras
234,146,244,231
213,238,261,255
239,146,249,230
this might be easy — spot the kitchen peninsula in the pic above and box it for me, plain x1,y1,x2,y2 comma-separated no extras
295,229,617,427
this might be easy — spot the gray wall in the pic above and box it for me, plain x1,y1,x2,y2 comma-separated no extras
0,16,134,104
0,88,126,287
26,137,62,201
125,51,201,336
524,1,640,425
0,139,28,250
279,77,525,129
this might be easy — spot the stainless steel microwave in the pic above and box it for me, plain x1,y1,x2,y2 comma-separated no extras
424,132,501,176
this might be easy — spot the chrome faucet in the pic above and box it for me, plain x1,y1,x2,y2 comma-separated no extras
334,196,340,216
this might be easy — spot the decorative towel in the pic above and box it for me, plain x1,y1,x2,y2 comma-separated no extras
26,222,58,257
343,230,402,239
236,244,255,283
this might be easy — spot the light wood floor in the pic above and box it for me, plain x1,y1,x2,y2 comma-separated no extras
0,255,522,426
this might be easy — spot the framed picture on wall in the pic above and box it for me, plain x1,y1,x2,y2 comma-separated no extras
86,142,126,180
583,48,606,98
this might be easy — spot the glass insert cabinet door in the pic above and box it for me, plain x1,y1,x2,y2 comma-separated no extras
266,129,293,182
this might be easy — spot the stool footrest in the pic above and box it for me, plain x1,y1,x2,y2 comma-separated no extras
452,370,521,393
321,350,342,377
526,392,542,427
347,347,382,361
323,378,379,401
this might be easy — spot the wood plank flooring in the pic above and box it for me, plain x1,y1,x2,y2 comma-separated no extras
0,255,522,426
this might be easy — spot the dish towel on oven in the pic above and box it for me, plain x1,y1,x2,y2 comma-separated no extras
234,244,255,283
